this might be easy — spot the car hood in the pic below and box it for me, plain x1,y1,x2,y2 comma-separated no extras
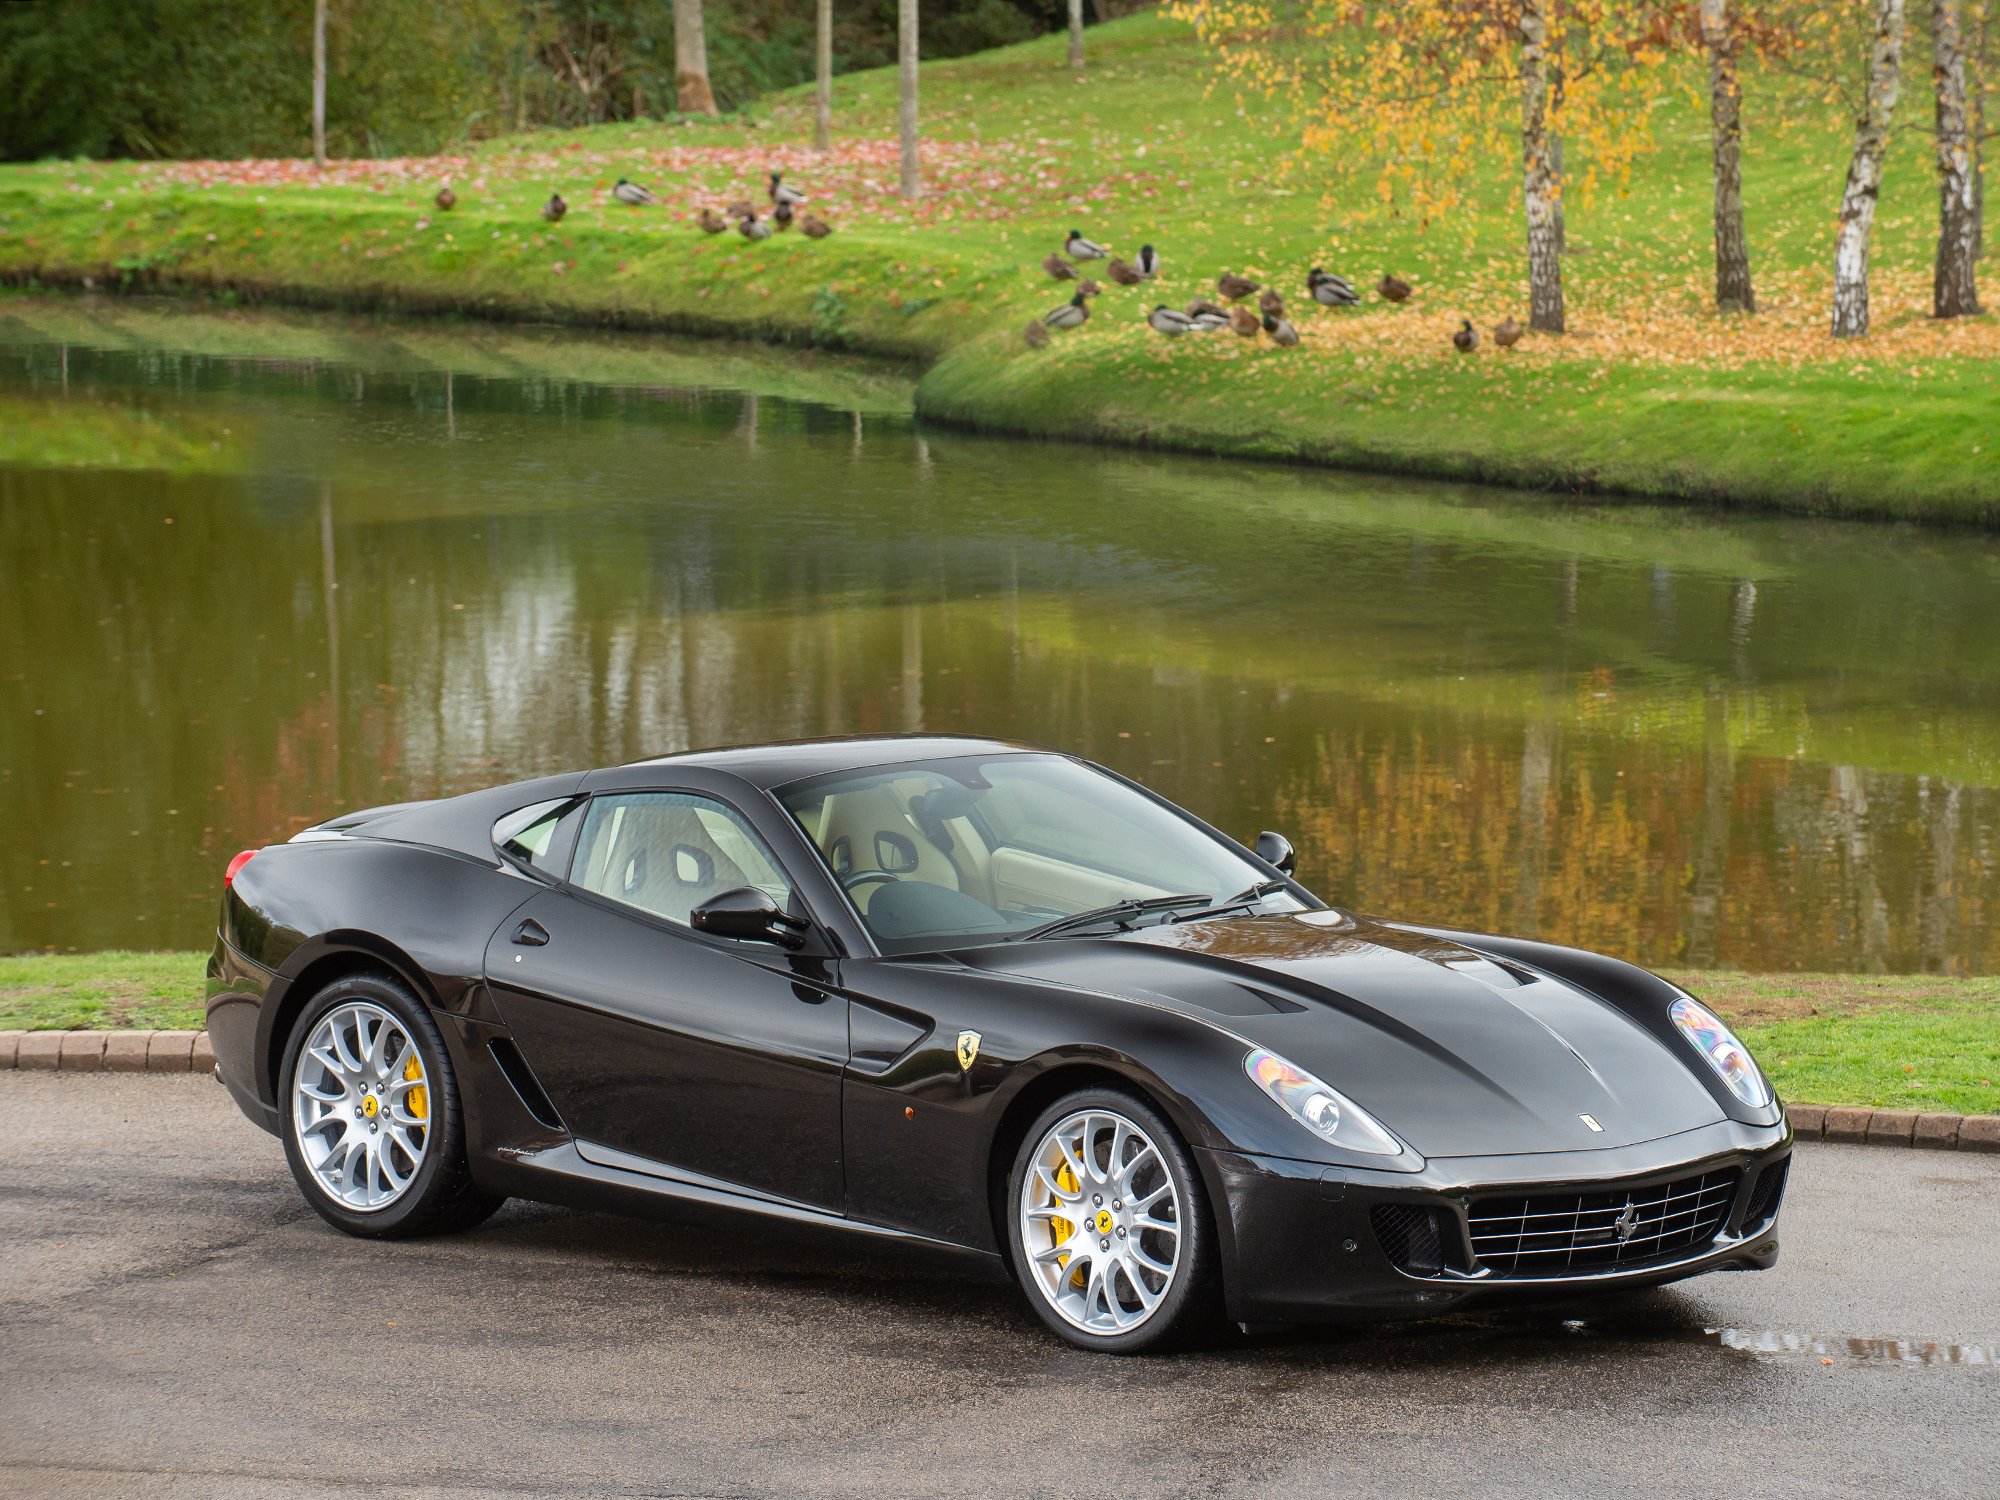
959,911,1725,1159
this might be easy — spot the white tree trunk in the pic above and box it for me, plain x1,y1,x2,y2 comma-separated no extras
814,0,832,150
1832,0,1905,338
898,0,920,199
1699,0,1756,311
1068,0,1085,70
673,0,718,117
312,0,327,169
1519,0,1565,333
1934,0,1981,314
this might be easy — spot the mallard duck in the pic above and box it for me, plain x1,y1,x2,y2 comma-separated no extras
613,178,660,207
1064,230,1108,261
773,199,795,231
1023,319,1049,349
1308,269,1360,307
1184,297,1226,320
1229,305,1261,337
1135,243,1160,279
1263,314,1300,347
801,214,833,239
542,193,567,223
1106,258,1145,287
769,173,808,207
1377,273,1413,303
1043,292,1091,330
727,198,757,220
1042,253,1079,282
1148,305,1196,336
1078,278,1104,298
738,213,772,241
1258,288,1285,318
1452,318,1478,353
1493,314,1523,348
696,208,728,234
435,186,457,211
1190,308,1232,332
1217,272,1260,301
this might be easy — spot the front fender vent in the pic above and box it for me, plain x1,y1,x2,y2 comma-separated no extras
488,1037,565,1132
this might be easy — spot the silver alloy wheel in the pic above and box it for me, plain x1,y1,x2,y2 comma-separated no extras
1018,1108,1182,1337
290,1001,432,1212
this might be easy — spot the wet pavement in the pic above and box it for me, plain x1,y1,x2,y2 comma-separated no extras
1,1072,1993,1498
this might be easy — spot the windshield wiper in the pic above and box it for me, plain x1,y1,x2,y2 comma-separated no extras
1017,893,1212,941
1168,879,1293,924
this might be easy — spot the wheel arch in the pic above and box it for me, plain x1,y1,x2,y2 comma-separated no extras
259,934,445,1104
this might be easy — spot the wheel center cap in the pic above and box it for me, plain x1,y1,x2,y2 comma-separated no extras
361,1094,379,1119
1095,1208,1114,1235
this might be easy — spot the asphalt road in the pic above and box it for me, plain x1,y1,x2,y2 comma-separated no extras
1,1074,1994,1500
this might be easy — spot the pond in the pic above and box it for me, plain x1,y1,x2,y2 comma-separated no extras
3,298,1997,971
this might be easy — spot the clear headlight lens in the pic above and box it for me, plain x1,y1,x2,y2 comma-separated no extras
1244,1047,1403,1156
1669,996,1770,1108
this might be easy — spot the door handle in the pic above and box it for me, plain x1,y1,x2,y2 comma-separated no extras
513,918,550,947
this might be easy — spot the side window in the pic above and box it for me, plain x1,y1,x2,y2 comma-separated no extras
572,792,793,929
494,799,582,875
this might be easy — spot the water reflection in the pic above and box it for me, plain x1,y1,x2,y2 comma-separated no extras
2,303,1999,969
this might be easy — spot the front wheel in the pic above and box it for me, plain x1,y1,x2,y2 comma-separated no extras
279,971,503,1238
1006,1088,1222,1353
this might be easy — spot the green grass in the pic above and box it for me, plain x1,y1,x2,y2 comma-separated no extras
1,14,1995,520
5,951,1995,1114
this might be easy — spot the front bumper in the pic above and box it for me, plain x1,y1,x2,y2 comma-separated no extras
1202,1118,1791,1325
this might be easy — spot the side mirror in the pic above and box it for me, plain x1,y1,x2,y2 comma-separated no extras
690,886,810,949
1253,830,1297,876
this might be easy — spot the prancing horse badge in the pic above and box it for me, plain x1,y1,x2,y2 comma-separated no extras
956,1030,982,1071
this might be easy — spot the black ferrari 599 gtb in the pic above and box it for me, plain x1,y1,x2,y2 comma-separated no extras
208,736,1790,1352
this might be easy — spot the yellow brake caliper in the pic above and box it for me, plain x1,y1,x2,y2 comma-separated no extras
404,1053,429,1122
1049,1159,1086,1289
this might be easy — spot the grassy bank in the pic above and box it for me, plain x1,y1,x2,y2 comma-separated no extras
5,951,1995,1115
2,15,1996,521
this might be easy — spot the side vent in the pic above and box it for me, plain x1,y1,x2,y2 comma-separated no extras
488,1037,565,1132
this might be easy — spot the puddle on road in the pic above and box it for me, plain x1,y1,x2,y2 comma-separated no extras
1709,1326,1998,1367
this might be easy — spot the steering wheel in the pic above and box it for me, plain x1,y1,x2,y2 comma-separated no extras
840,870,904,894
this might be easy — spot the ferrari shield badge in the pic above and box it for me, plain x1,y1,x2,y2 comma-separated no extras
956,1030,982,1072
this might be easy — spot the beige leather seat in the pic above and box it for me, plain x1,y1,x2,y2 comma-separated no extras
817,782,962,912
579,799,753,925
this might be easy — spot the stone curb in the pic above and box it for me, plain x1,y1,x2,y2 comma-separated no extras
0,1031,1995,1152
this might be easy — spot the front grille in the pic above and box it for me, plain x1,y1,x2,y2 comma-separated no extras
1371,1203,1455,1276
1466,1168,1741,1276
1741,1157,1789,1231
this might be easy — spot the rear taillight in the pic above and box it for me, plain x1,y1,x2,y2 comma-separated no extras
224,849,258,886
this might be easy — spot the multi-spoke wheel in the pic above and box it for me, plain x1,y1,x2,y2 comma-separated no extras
1007,1089,1220,1352
278,972,503,1239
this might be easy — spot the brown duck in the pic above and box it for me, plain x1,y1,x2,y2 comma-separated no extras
434,186,457,211
1023,319,1050,349
726,199,757,220
1377,273,1413,303
1184,297,1227,320
1493,314,1524,348
1043,253,1079,282
696,208,729,234
1217,272,1260,301
1106,258,1146,287
1258,288,1285,318
1229,305,1261,337
801,214,833,239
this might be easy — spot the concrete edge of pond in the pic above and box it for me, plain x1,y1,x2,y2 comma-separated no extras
3,1030,1996,1154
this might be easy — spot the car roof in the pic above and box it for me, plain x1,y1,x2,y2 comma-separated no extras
620,734,1053,791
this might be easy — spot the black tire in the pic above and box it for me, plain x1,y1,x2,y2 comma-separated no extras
1005,1087,1223,1354
278,971,503,1239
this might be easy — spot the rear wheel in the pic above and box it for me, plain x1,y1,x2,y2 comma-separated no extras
1006,1088,1221,1353
279,971,502,1238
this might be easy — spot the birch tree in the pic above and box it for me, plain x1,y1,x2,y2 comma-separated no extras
673,0,718,116
1069,0,1086,70
899,0,920,197
1519,0,1564,330
1831,0,1904,338
1933,0,1981,315
1698,0,1756,311
312,0,328,168
814,0,832,150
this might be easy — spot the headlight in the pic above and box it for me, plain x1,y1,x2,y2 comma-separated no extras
1669,996,1770,1107
1244,1047,1403,1156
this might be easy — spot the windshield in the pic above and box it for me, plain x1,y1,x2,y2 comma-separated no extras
776,753,1303,954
